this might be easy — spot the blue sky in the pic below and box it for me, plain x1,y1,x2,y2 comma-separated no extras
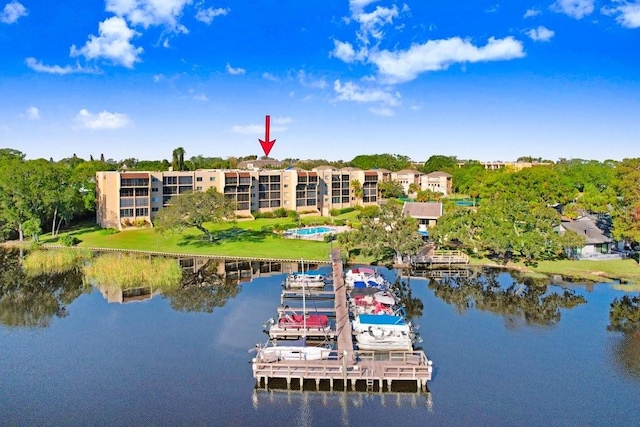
1,0,639,163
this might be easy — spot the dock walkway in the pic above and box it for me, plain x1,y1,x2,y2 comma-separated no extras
251,249,433,392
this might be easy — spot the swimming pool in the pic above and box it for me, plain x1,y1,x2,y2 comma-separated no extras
286,226,336,236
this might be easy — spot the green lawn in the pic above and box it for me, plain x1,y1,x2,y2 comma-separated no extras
470,255,640,284
39,216,357,261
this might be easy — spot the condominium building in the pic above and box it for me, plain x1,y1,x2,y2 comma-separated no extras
95,166,449,229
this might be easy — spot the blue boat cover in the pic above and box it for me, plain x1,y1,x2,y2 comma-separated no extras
358,314,406,325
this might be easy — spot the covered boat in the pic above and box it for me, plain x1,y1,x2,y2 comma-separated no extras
253,339,333,362
284,273,326,289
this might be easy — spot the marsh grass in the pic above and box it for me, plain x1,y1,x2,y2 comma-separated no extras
22,249,92,277
83,253,182,290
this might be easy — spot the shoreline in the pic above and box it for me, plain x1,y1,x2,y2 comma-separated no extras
4,240,639,285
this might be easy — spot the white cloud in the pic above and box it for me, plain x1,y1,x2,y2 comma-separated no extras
226,63,246,75
331,39,359,63
106,0,191,32
195,6,229,24
602,2,640,28
193,93,208,101
552,0,594,19
74,109,130,130
232,117,291,135
232,124,263,134
26,106,40,120
153,73,164,82
369,36,525,84
1,1,27,24
70,17,143,68
527,26,555,41
298,70,327,89
368,106,394,116
25,57,99,75
262,72,278,81
524,8,541,18
333,79,400,107
355,4,400,42
272,116,292,125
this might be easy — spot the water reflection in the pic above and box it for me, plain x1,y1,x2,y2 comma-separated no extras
251,388,433,414
0,248,87,327
612,333,640,380
427,268,587,327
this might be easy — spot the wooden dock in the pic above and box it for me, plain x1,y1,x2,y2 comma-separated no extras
411,250,469,266
251,249,434,392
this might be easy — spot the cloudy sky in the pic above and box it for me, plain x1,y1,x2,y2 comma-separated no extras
1,0,639,162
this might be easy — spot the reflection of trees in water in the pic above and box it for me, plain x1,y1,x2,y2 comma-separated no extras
163,259,240,313
428,268,586,327
608,295,640,334
0,248,86,327
612,333,640,380
393,275,424,319
608,294,640,379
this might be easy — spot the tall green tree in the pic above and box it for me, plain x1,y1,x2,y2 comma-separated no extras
350,179,363,205
153,188,235,242
377,180,405,199
172,147,186,171
422,155,457,174
355,201,424,264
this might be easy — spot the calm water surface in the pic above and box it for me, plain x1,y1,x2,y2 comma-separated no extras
1,251,639,426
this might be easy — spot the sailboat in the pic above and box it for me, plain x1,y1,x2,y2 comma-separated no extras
255,259,333,362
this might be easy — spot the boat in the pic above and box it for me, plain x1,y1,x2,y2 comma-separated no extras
355,327,415,351
352,312,413,333
345,268,387,288
253,339,333,362
284,272,326,289
352,311,420,351
351,291,396,315
266,309,332,339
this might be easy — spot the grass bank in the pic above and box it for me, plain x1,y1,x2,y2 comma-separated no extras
38,214,360,262
470,256,640,285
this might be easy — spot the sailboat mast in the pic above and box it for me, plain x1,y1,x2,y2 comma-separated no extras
302,258,307,339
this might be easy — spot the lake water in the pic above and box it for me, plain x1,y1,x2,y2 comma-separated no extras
1,250,639,426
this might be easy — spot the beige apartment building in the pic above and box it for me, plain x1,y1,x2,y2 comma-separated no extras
95,166,452,229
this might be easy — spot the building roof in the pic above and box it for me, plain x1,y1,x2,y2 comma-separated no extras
394,169,421,175
426,171,452,178
560,217,613,245
402,202,443,219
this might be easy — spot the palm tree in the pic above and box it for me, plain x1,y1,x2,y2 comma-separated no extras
172,147,186,171
351,179,364,205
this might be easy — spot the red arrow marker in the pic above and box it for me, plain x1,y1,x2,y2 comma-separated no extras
259,115,276,157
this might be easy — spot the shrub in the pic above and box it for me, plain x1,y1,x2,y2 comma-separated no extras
133,218,150,228
273,208,288,218
333,219,346,226
329,209,340,217
287,210,300,219
60,235,81,246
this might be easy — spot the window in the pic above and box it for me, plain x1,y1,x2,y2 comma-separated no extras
120,208,134,217
135,208,149,216
210,176,216,181
151,207,159,212
196,177,203,182
196,186,202,191
151,187,158,192
178,176,193,185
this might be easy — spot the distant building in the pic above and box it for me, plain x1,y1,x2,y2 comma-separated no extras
456,161,552,170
